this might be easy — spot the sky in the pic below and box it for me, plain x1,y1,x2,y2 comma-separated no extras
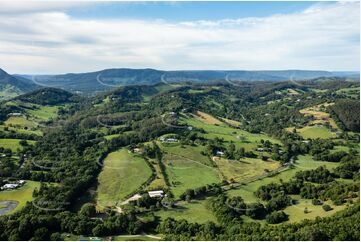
0,1,359,74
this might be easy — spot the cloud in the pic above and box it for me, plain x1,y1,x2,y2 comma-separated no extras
0,1,92,14
0,1,359,74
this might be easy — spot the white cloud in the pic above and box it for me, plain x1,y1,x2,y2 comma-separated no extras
0,1,359,74
0,1,92,14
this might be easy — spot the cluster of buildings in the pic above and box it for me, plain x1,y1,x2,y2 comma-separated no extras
1,180,25,190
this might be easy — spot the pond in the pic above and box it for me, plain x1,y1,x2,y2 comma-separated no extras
0,200,19,215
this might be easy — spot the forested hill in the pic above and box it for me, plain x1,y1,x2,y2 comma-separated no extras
15,87,80,105
18,68,359,94
0,68,39,100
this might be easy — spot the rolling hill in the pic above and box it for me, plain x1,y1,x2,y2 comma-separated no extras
0,69,39,100
17,68,359,95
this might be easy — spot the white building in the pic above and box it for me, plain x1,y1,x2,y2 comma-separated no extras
148,190,164,198
1,184,19,190
216,151,224,156
8,112,22,117
160,137,178,143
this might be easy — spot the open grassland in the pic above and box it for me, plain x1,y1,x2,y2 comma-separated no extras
192,111,223,125
147,159,167,190
226,155,343,223
227,155,340,202
4,116,36,128
158,142,212,166
104,134,121,140
331,145,350,154
293,125,336,139
96,149,153,209
287,88,301,95
220,117,242,127
180,114,281,151
163,153,220,198
283,195,347,223
299,103,339,130
154,199,217,224
0,124,42,136
1,116,42,136
0,181,40,214
215,157,280,182
27,105,60,120
0,138,36,152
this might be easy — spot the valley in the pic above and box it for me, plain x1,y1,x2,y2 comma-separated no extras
0,74,359,240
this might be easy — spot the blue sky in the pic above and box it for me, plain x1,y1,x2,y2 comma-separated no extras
0,1,359,74
68,1,316,21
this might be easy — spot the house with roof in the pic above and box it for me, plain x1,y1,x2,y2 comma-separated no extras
148,190,164,198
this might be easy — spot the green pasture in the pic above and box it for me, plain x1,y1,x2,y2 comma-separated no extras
283,195,347,223
179,114,281,151
292,125,336,139
158,142,212,166
154,199,217,224
227,155,340,202
0,138,36,152
0,181,41,214
163,153,220,198
96,149,153,209
215,157,280,182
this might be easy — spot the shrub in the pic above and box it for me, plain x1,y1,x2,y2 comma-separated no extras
322,204,333,211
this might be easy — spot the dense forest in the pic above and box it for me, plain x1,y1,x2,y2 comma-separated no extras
330,99,360,132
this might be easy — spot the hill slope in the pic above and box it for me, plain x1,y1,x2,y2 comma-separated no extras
19,69,359,95
0,68,39,100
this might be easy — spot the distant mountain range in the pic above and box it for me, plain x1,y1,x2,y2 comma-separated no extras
1,67,359,97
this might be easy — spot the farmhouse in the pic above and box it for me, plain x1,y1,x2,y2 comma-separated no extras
1,183,19,190
148,190,164,198
0,180,26,190
133,148,142,153
216,151,224,156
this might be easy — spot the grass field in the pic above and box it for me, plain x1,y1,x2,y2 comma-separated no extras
1,116,42,136
26,105,60,120
192,111,223,125
0,124,42,136
159,142,212,166
104,134,121,140
180,113,281,151
293,125,336,139
225,155,344,223
0,181,40,214
4,116,36,128
283,195,347,223
96,149,153,209
147,159,167,190
299,103,339,130
220,117,242,127
0,138,36,152
154,199,217,224
163,153,220,197
227,155,340,202
215,157,280,182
